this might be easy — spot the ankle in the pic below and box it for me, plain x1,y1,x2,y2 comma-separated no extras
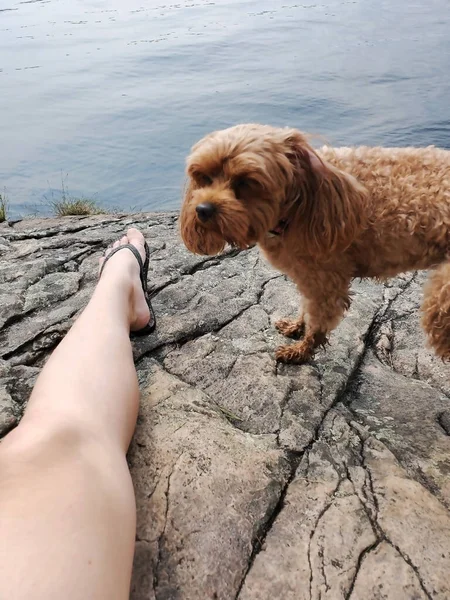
99,254,140,296
91,270,136,327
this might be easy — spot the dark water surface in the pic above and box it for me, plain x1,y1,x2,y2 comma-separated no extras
1,0,449,218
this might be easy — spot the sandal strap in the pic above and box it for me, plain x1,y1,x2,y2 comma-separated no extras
99,241,156,336
99,244,144,280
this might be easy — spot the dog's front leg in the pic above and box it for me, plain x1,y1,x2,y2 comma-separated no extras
275,312,305,338
275,270,351,364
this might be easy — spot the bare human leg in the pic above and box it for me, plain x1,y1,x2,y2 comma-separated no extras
0,228,151,600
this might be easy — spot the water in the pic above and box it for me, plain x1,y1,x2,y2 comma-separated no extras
1,0,449,218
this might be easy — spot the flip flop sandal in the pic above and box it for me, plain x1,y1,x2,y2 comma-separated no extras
99,242,156,336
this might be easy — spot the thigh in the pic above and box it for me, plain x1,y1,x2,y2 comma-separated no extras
0,423,136,600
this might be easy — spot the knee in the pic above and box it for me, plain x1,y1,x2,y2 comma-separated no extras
0,420,133,509
1,417,88,458
0,418,124,482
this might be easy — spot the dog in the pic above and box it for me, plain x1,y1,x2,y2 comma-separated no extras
180,123,450,364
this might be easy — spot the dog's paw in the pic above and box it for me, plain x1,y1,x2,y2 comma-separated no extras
275,317,305,339
275,342,314,364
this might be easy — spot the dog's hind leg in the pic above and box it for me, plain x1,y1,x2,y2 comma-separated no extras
421,262,450,361
276,270,351,364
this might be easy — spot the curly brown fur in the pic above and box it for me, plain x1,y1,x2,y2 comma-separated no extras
422,263,450,361
180,124,450,363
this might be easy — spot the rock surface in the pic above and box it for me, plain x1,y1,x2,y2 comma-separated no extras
1,213,449,599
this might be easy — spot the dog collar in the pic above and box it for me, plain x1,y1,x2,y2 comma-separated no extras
267,220,288,238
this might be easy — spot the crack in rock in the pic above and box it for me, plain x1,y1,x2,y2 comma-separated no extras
308,478,343,600
346,423,438,600
153,453,185,598
344,539,382,600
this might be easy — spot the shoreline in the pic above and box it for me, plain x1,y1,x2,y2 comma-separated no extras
1,212,450,598
0,209,177,227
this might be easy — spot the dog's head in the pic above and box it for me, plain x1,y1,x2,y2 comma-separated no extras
180,124,367,257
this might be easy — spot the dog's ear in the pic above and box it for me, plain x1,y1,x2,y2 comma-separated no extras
180,176,197,251
283,130,368,258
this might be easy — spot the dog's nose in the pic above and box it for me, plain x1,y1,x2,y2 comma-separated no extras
196,202,217,223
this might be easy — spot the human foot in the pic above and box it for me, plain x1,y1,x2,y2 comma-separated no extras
98,228,154,333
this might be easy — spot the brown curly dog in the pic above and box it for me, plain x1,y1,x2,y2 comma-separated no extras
180,123,450,364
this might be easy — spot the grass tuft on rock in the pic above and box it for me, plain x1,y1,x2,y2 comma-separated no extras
52,197,105,217
0,193,8,223
50,176,107,217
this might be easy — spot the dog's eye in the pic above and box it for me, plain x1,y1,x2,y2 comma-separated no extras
195,173,213,186
232,177,252,199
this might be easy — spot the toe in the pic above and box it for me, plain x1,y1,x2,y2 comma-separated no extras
127,227,144,240
98,228,147,282
126,227,146,262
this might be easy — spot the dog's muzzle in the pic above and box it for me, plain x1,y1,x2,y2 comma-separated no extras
195,202,217,223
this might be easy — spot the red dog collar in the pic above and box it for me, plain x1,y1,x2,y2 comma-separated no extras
268,220,288,237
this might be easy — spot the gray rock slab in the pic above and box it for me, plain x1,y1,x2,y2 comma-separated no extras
1,214,449,599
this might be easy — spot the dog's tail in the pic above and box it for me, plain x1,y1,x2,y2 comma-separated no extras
421,262,450,361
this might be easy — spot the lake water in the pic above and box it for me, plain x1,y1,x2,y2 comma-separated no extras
1,0,449,218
